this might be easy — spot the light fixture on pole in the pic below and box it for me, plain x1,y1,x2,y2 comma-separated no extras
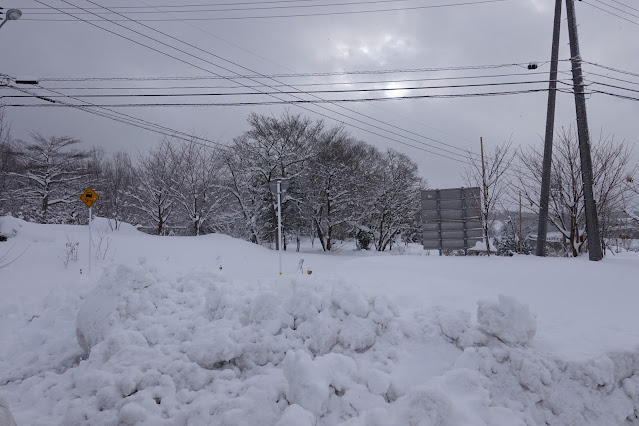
0,8,22,30
268,178,291,276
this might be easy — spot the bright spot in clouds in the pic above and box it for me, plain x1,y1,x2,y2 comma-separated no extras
384,82,411,99
324,33,417,67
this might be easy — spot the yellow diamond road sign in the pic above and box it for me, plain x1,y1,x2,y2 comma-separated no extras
81,187,99,208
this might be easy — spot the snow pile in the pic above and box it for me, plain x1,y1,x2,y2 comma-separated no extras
2,261,639,425
454,344,639,424
477,295,537,345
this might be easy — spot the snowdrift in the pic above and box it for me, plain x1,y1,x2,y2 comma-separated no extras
3,262,638,425
2,216,639,425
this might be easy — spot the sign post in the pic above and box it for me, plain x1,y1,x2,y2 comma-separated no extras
268,178,290,275
422,187,483,255
80,187,99,273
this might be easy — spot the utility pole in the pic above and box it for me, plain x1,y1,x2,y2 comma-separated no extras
565,0,603,261
480,137,490,256
536,0,562,257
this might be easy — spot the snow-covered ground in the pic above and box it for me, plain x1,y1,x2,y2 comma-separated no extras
1,216,639,425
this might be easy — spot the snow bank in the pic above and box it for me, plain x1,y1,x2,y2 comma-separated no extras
0,215,29,240
3,262,639,425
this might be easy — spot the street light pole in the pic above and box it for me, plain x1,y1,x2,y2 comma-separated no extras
0,8,22,30
277,180,283,276
268,178,290,276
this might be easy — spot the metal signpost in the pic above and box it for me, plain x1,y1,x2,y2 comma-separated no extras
80,187,99,273
268,178,290,275
422,187,483,255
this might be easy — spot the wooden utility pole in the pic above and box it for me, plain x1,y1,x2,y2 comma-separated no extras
480,137,490,256
536,0,563,257
565,0,603,261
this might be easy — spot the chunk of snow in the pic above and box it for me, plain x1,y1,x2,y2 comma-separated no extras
477,295,537,345
275,404,316,426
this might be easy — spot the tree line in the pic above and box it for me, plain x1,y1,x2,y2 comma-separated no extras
1,104,636,256
0,110,424,252
464,127,638,257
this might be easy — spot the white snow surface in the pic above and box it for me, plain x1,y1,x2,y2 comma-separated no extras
1,215,639,425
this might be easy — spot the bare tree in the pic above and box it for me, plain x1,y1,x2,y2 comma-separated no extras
226,112,322,247
222,149,269,244
302,127,369,251
592,134,637,253
462,140,514,254
623,174,639,225
365,149,424,252
170,139,229,236
10,134,88,223
128,140,177,235
102,151,134,230
0,107,19,216
516,127,635,257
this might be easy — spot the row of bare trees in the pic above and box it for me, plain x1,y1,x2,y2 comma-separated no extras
0,111,424,251
464,127,638,257
218,113,424,251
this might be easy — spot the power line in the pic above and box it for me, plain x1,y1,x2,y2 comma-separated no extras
592,0,639,20
39,0,487,163
31,0,542,171
1,88,552,106
6,81,230,151
31,70,558,90
26,1,575,187
2,79,560,99
42,0,558,184
23,0,510,21
21,0,509,14
1,91,541,183
35,63,551,82
133,0,574,167
11,90,229,150
0,88,536,183
581,0,639,27
43,0,562,171
586,71,639,87
582,60,639,79
587,80,639,94
131,0,487,151
16,0,482,10
600,0,639,14
592,89,639,102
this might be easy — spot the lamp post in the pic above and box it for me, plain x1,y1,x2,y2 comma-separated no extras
0,9,22,30
269,178,291,275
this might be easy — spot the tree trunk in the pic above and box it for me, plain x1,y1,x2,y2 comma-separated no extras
157,204,163,235
314,218,327,251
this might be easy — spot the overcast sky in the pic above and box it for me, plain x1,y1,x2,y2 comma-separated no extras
2,0,638,187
